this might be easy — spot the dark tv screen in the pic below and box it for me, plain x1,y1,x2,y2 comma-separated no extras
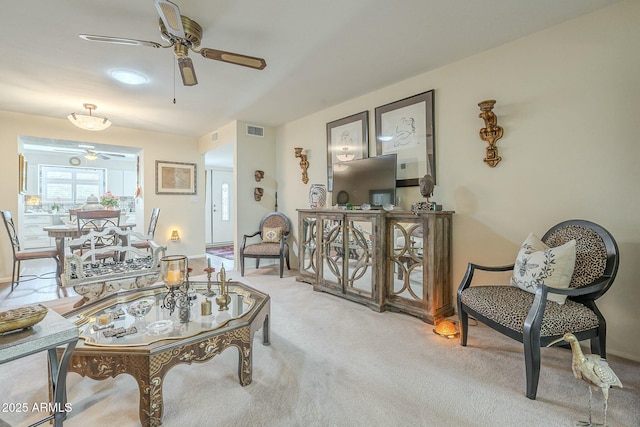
331,154,397,207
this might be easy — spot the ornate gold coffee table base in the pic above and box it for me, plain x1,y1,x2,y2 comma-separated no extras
59,284,270,427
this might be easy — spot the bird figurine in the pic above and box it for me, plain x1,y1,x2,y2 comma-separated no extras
548,333,623,427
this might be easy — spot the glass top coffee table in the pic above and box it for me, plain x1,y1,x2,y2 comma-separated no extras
61,281,270,427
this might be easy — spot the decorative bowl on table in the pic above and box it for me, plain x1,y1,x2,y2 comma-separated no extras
126,298,155,320
0,304,48,334
382,203,395,211
146,320,174,335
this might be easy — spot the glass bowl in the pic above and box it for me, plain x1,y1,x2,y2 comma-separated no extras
126,298,155,319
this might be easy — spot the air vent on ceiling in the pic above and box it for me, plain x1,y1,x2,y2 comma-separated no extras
246,124,264,137
211,132,218,142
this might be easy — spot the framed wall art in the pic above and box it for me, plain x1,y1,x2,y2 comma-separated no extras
155,161,197,195
375,90,435,186
326,111,369,191
18,153,27,194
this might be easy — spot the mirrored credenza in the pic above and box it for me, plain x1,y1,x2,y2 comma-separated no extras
297,209,454,323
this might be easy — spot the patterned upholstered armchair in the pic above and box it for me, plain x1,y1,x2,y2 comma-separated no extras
457,220,619,400
240,212,291,278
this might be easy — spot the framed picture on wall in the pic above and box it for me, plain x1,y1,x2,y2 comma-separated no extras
375,90,435,186
18,153,27,194
326,111,369,192
155,161,197,195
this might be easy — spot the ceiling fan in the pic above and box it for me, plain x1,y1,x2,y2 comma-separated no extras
78,0,267,86
54,148,126,161
82,150,126,161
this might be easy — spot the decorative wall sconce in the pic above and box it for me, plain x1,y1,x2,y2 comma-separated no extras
170,229,180,242
294,147,309,184
254,170,264,182
478,99,504,167
254,187,264,201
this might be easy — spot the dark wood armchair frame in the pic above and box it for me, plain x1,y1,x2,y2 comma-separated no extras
457,219,619,399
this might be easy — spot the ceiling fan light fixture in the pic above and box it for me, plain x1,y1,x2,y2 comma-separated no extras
68,103,112,131
84,152,98,161
178,57,198,86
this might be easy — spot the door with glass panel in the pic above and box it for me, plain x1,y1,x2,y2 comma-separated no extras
205,169,233,246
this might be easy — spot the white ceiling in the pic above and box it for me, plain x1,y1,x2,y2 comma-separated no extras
1,1,619,140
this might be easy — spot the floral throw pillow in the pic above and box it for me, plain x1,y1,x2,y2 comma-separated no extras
262,227,282,243
510,232,576,304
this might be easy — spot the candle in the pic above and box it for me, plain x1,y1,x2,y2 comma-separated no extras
208,258,211,268
167,269,181,286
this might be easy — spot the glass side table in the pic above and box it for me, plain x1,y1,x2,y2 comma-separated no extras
0,307,78,427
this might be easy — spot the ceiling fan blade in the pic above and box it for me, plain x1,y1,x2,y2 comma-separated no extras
177,57,198,86
53,148,84,154
97,153,111,160
154,0,185,39
199,48,267,70
79,34,163,48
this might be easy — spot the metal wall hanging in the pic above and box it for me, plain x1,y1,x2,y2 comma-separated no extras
294,147,309,184
254,187,264,201
478,99,504,167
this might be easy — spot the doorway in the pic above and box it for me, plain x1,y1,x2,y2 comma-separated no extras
205,169,234,246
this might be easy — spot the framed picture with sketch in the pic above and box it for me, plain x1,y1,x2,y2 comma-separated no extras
155,161,197,195
375,90,435,187
326,111,369,192
18,153,27,194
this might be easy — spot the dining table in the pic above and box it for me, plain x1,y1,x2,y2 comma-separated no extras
43,223,137,277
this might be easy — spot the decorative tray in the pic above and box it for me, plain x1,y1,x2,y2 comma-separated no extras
0,304,48,334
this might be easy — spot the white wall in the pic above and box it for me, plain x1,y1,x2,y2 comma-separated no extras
275,1,640,361
199,120,277,267
0,111,206,267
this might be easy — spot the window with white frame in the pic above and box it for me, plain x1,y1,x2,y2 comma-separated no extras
39,165,107,204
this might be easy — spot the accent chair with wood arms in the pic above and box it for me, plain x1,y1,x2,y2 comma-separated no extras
132,207,160,251
457,219,619,400
2,210,60,290
240,212,291,278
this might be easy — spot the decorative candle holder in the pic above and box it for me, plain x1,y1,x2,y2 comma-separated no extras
215,264,231,311
478,99,504,167
203,266,217,297
161,255,192,318
161,255,187,287
294,147,309,184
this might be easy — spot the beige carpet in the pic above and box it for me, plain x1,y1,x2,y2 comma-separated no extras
1,266,638,427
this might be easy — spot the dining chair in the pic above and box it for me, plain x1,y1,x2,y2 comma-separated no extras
74,209,121,260
132,208,160,251
1,210,60,290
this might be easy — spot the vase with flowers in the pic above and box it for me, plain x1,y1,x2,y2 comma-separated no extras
100,191,120,209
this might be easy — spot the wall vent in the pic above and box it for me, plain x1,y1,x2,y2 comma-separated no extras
246,125,264,137
211,132,218,142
